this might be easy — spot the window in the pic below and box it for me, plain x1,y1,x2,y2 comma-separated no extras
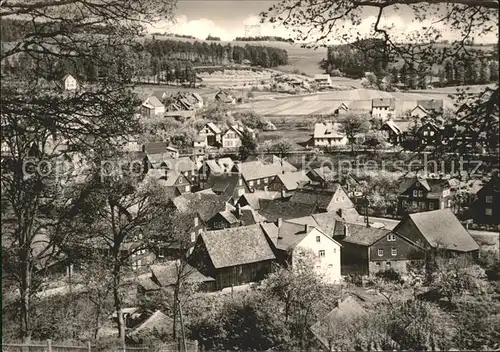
386,262,391,267
430,131,435,136
318,250,326,257
257,179,261,185
237,189,245,196
185,185,190,192
387,234,396,241
333,248,337,254
486,196,493,203
447,199,451,207
316,236,321,243
423,131,428,136
249,181,254,187
178,177,182,184
158,249,164,258
190,232,195,242
194,217,199,226
238,178,243,186
429,202,435,210
264,178,268,183
391,248,397,256
413,190,418,197
378,249,384,257
486,208,493,216
198,228,202,235
238,266,243,275
376,262,381,267
328,264,333,268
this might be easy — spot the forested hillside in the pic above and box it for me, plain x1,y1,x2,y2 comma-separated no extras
1,19,289,85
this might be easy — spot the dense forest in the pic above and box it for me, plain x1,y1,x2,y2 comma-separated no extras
321,38,391,78
234,36,295,43
322,37,499,88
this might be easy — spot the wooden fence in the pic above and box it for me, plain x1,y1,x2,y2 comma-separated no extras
2,340,198,352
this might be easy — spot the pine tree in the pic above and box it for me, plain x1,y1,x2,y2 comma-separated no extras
489,61,499,81
480,59,491,83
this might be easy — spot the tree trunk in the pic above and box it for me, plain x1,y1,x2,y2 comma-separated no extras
20,249,32,343
93,301,102,341
112,261,126,344
172,286,178,339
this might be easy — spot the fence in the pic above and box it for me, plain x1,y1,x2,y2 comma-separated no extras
2,340,91,352
3,340,198,352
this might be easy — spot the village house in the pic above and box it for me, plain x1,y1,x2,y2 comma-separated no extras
198,122,222,147
205,172,251,204
290,183,355,213
61,73,79,91
334,102,350,116
410,105,430,119
380,120,413,145
470,174,500,225
267,170,311,197
261,219,342,283
416,121,442,146
333,222,426,275
306,167,362,197
188,224,276,290
371,98,396,120
314,74,333,89
397,175,454,215
207,203,265,230
313,122,348,148
235,190,280,211
215,89,236,104
414,99,444,117
392,209,480,257
162,156,199,184
222,125,243,148
233,160,297,191
137,261,216,296
151,170,192,196
140,96,165,118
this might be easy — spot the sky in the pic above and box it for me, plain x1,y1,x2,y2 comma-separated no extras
145,0,499,44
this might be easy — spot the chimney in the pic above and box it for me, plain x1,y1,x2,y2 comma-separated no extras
343,224,348,237
337,208,343,219
277,217,283,228
304,224,312,233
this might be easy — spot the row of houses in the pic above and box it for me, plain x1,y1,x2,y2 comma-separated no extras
193,122,256,149
140,89,236,119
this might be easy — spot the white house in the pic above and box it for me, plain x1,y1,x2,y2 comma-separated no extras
141,96,165,118
313,122,348,147
410,105,430,118
62,74,79,91
371,98,396,121
262,221,342,283
215,90,236,104
314,74,333,89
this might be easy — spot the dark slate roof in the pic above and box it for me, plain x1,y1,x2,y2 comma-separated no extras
143,142,168,155
258,198,318,222
398,176,451,197
237,191,280,210
289,186,340,210
206,172,242,199
200,224,276,268
372,98,395,109
172,193,230,222
275,171,310,191
334,222,392,246
151,262,215,287
417,99,444,113
404,209,479,252
163,157,197,173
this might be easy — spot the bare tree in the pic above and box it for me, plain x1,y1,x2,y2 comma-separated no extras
1,0,176,343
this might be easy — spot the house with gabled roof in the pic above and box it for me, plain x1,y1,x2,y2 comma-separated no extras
188,224,276,290
397,175,454,215
261,219,342,283
140,96,165,118
290,183,355,213
198,122,222,147
215,89,236,104
205,172,250,204
61,73,79,91
206,204,265,230
416,99,444,115
392,209,480,257
470,174,500,225
153,170,192,196
236,190,280,211
380,119,413,145
232,160,296,191
332,221,426,275
410,105,429,119
268,170,310,197
416,121,442,146
313,122,348,148
258,198,318,221
162,156,198,184
306,167,362,197
372,98,396,121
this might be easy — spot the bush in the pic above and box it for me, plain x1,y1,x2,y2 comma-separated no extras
375,268,403,283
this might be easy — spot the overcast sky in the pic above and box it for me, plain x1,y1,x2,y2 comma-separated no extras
145,0,498,44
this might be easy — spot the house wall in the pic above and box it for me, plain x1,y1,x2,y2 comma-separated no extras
472,185,500,225
215,260,274,289
314,136,348,147
369,259,423,274
293,228,342,283
206,213,234,231
372,107,395,121
338,241,369,276
326,187,354,212
397,181,452,215
64,76,78,91
392,218,430,249
222,130,241,148
247,176,272,191
411,107,428,119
